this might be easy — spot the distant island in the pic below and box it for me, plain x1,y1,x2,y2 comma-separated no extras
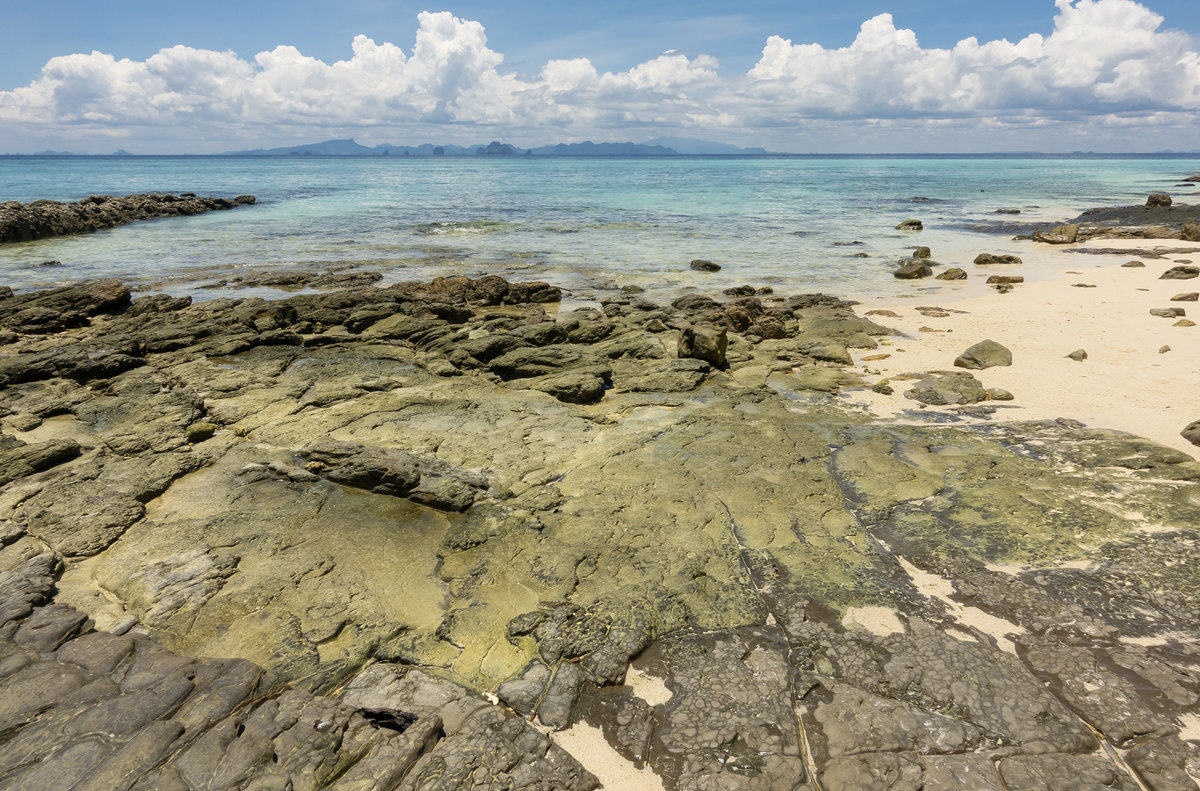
222,137,770,157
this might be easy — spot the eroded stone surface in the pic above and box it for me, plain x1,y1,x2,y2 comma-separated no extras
1,275,1198,790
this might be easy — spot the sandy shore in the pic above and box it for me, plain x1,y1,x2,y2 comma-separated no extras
847,238,1200,458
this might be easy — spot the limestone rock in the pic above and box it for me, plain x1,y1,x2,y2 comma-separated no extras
1161,265,1199,280
1032,223,1079,244
1183,420,1200,447
893,261,933,279
973,253,1023,265
904,372,988,405
954,339,1013,370
677,325,727,366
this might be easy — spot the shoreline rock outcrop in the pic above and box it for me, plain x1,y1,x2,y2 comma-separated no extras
0,193,256,243
1,275,1199,790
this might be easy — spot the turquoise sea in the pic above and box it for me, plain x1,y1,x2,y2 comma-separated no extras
2,155,1198,303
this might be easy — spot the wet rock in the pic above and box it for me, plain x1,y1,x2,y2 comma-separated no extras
911,246,932,259
893,261,933,279
1146,193,1173,207
0,193,255,243
896,219,923,231
689,259,721,272
904,372,988,405
936,267,967,280
986,275,1024,285
954,339,1012,370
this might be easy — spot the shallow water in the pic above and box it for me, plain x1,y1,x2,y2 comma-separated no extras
1,154,1197,302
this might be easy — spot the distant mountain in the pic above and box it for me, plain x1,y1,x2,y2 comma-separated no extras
529,141,676,157
223,136,772,157
642,136,768,155
227,138,375,156
476,141,524,156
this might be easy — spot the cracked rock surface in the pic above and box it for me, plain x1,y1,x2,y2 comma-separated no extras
1,275,1198,790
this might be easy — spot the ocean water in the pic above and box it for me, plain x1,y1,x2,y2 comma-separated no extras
1,155,1197,303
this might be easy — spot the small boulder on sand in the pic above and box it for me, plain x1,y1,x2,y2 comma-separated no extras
973,253,1023,265
1067,349,1088,361
937,268,968,281
1171,293,1199,302
1121,260,1145,268
1146,193,1173,207
954,339,1012,370
1182,420,1200,447
1160,265,1199,280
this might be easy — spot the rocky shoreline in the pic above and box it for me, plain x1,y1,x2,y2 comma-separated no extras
1,267,1199,790
0,193,256,244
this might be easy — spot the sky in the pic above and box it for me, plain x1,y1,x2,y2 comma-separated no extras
1,0,1198,154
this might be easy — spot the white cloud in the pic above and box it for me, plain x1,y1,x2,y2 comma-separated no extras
1,1,1197,152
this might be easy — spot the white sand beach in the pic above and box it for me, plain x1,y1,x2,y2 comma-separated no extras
847,239,1200,458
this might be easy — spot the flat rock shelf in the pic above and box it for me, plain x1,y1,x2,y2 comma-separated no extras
1,275,1198,790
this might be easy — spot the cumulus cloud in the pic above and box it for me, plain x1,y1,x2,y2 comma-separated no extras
1,1,1197,151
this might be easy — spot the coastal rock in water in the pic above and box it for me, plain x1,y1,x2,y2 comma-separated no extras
896,219,924,231
1146,193,1173,207
987,275,1024,285
0,193,255,243
1183,420,1200,447
689,259,721,272
974,253,1023,265
1067,349,1088,361
904,372,988,405
0,279,132,334
954,339,1013,370
893,261,933,279
1032,224,1080,244
1160,265,1199,280
911,246,932,259
936,267,968,280
678,325,727,366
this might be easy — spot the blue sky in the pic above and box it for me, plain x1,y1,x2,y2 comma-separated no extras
2,1,1198,153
